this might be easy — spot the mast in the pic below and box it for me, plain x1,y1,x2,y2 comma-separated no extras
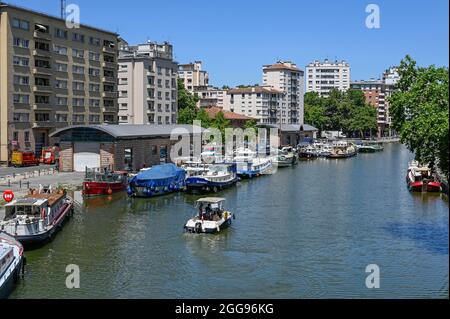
60,0,66,19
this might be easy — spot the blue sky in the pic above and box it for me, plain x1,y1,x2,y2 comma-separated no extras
7,0,449,87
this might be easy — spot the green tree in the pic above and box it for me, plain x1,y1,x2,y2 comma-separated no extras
389,55,449,178
177,78,199,124
348,104,378,138
211,111,230,136
244,119,258,133
195,108,211,128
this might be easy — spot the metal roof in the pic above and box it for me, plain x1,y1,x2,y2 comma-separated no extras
196,197,226,203
50,124,204,139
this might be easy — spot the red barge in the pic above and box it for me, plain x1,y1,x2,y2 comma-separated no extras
82,168,128,197
406,161,442,193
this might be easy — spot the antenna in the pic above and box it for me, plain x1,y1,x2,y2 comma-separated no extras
60,0,66,19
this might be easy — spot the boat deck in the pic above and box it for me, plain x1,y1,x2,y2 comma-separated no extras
25,192,66,206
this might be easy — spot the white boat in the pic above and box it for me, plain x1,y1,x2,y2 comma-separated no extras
273,146,298,167
184,197,234,234
0,186,74,247
233,148,272,178
0,232,24,299
185,163,239,193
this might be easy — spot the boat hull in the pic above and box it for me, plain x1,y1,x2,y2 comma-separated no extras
327,152,357,159
184,217,233,234
407,181,423,192
0,257,23,299
82,181,126,197
427,181,442,192
185,177,239,193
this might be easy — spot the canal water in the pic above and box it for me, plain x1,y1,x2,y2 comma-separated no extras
11,143,448,298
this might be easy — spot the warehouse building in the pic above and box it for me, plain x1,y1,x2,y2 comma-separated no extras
50,124,202,172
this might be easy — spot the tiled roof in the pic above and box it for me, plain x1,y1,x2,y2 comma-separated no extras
263,63,302,72
204,107,255,121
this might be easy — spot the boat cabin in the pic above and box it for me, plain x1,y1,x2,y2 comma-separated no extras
195,197,226,221
2,198,48,221
0,244,14,277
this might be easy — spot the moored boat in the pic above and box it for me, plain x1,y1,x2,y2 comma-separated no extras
82,168,128,197
298,145,319,159
185,163,239,193
0,232,24,299
0,186,74,247
273,146,298,167
233,148,272,178
357,143,384,153
406,161,442,192
327,142,357,159
127,163,186,197
184,197,234,234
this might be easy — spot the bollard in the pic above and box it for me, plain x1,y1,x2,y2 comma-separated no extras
8,179,10,187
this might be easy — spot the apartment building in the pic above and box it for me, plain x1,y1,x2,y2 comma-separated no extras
262,61,304,124
194,86,228,109
117,41,178,125
178,61,208,93
350,79,386,137
226,86,284,124
382,67,400,136
305,59,350,97
0,3,119,163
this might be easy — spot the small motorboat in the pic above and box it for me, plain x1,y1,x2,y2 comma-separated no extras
185,163,239,193
327,142,357,159
233,148,272,178
406,161,442,192
0,186,74,247
184,197,234,234
82,168,128,197
273,146,298,167
0,232,24,299
357,143,384,153
127,163,186,197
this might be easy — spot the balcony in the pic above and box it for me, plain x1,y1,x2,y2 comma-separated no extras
102,61,116,69
33,49,51,58
32,67,52,76
102,91,118,99
102,76,116,83
102,46,116,54
32,121,54,128
33,103,52,111
33,30,51,41
33,85,52,93
102,107,117,113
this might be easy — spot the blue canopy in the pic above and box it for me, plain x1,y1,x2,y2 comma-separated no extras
129,163,186,188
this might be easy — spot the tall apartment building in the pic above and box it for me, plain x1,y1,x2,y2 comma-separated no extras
350,79,386,137
350,67,400,137
178,61,208,93
263,61,304,124
305,59,350,97
194,86,228,109
117,41,178,125
226,86,284,124
0,3,119,163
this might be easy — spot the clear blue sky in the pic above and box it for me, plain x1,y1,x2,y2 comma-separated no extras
7,0,449,87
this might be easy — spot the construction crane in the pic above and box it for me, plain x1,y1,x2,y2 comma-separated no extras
60,0,66,19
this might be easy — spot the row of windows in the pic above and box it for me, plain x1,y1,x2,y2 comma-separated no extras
12,18,115,48
12,112,112,123
13,93,114,106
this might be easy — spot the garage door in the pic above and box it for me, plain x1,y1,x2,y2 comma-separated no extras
74,142,100,172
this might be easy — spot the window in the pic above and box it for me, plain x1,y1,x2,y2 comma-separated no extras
35,113,50,122
89,115,100,123
35,95,50,104
13,56,29,66
151,146,158,155
89,83,100,92
120,116,128,121
89,99,100,107
12,18,29,30
104,55,114,63
73,81,84,91
55,63,68,72
72,98,85,107
72,114,85,122
89,37,101,46
13,94,29,104
157,79,162,87
56,114,68,122
55,97,68,106
157,91,162,100
72,48,84,58
157,67,162,75
72,65,85,74
35,59,51,69
103,99,114,107
35,42,50,51
13,132,18,141
89,68,100,77
54,28,68,39
103,114,115,122
124,148,133,171
165,92,170,100
13,75,29,85
89,52,100,61
35,77,50,86
24,131,30,142
55,79,68,89
165,80,170,88
165,104,170,112
13,37,29,48
119,90,127,97
165,116,170,124
13,113,29,122
72,32,85,43
104,69,114,78
53,44,67,55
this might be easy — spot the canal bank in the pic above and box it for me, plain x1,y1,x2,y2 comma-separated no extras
9,143,449,299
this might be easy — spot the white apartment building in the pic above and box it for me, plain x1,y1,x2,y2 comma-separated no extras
226,86,284,124
382,67,400,136
178,61,208,93
305,59,350,97
262,61,304,124
117,41,178,125
194,86,228,108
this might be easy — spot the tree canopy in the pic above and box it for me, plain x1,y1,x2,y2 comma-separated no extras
389,55,449,178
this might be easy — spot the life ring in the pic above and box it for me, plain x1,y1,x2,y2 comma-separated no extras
107,188,113,195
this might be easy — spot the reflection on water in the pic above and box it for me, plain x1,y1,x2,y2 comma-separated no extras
10,143,449,299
